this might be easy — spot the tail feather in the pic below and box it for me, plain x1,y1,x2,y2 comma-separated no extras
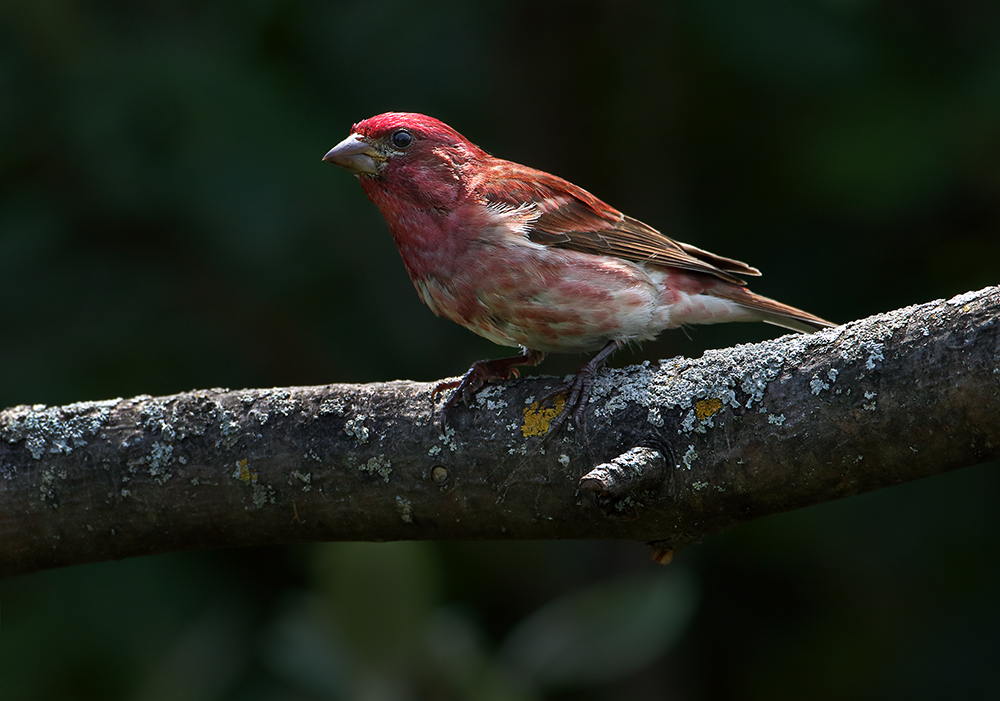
717,286,835,334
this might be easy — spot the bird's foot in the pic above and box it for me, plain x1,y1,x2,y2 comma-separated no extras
433,360,515,411
433,349,547,427
534,339,622,437
536,367,596,436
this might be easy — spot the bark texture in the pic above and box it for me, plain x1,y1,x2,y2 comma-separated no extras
1,287,997,579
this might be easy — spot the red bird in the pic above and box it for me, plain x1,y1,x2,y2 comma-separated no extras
324,113,832,431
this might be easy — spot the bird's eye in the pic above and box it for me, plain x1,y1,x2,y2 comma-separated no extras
390,129,413,149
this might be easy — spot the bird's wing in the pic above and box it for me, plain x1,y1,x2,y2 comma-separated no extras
475,162,760,286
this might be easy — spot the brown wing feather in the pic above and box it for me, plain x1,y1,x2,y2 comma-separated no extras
475,161,759,285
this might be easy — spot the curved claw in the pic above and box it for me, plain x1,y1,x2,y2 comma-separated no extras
436,364,490,410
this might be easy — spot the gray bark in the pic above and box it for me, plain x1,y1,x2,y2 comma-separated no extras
1,286,998,578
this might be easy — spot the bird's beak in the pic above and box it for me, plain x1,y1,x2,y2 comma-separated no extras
322,134,381,175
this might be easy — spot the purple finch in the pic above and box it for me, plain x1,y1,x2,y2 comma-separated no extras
324,113,832,431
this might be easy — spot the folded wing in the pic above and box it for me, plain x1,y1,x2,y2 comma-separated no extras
476,162,760,285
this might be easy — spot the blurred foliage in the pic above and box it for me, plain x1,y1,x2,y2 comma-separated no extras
1,0,999,699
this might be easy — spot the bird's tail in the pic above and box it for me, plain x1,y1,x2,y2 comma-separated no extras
717,286,835,334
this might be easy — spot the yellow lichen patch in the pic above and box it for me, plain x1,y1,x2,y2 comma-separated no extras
694,398,723,420
234,458,257,484
522,395,566,437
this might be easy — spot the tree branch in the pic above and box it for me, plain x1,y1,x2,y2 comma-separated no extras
2,287,998,578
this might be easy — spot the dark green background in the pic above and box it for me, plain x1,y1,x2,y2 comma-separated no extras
2,1,998,699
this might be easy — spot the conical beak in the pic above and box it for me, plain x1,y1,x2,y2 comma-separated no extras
322,134,381,175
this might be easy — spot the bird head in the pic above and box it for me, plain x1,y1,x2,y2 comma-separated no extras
323,112,485,177
324,112,490,214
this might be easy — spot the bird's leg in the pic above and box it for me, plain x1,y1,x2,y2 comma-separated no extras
435,348,547,419
540,339,622,435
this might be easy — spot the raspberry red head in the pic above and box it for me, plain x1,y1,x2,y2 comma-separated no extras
324,112,486,179
324,112,490,214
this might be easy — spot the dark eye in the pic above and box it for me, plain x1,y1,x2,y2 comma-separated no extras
390,128,413,149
